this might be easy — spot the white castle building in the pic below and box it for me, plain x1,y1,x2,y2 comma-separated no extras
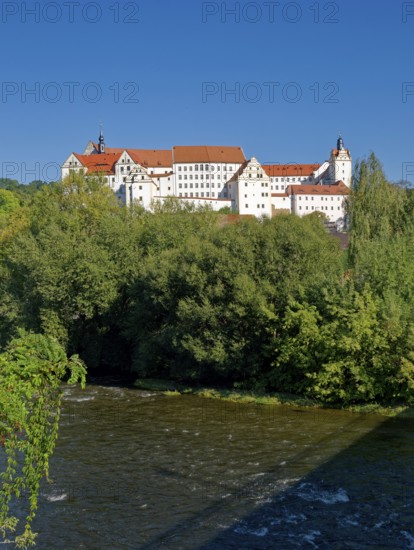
62,132,351,223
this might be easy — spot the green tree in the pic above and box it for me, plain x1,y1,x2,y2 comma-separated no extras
0,332,86,548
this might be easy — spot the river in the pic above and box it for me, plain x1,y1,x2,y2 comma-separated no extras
6,378,414,549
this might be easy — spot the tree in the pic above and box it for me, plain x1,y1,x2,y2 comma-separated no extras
0,332,86,548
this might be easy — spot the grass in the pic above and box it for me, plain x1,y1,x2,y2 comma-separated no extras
134,378,414,417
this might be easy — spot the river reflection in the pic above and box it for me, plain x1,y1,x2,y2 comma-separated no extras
11,379,414,548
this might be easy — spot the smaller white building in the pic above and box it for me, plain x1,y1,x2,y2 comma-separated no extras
287,181,349,223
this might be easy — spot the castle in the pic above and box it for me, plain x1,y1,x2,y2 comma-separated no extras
62,133,351,223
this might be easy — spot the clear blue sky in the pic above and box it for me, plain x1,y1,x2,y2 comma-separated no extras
1,0,414,183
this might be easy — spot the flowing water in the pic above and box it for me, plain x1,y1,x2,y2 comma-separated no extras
3,378,414,549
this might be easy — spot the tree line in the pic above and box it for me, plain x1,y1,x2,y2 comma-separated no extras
2,157,414,405
2,154,414,545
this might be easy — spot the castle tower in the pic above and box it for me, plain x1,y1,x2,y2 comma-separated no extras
330,134,352,187
98,127,105,154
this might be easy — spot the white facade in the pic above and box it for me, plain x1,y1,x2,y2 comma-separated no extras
232,157,272,217
62,135,351,221
290,185,349,223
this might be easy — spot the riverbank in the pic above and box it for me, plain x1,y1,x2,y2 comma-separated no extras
134,378,414,418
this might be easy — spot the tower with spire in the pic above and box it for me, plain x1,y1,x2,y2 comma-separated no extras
329,134,352,187
98,126,105,154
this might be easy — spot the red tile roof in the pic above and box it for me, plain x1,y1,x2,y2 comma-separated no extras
127,149,172,167
263,164,321,177
73,152,121,174
89,144,172,167
172,146,245,164
287,182,350,195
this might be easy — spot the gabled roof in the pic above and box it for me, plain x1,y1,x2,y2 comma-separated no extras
73,152,121,174
263,164,321,177
172,145,245,164
89,143,173,168
126,149,172,167
287,181,350,196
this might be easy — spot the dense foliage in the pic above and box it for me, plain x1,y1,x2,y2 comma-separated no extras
1,162,414,404
2,156,414,544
